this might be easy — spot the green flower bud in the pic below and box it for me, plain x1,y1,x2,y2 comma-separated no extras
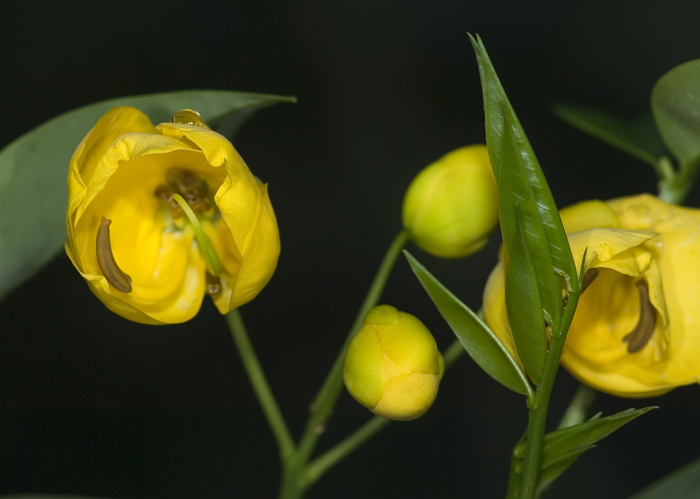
343,305,444,421
402,145,498,258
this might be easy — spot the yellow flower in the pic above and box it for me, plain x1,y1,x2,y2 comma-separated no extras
65,107,280,324
402,145,499,258
483,194,700,397
343,305,444,420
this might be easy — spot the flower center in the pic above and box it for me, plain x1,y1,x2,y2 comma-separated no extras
155,168,222,296
154,168,210,219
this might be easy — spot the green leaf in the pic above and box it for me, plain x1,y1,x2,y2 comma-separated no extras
469,35,578,338
539,445,594,486
405,250,533,398
0,90,295,301
629,457,700,499
499,112,560,334
539,407,655,486
652,59,700,166
553,104,666,168
505,211,546,385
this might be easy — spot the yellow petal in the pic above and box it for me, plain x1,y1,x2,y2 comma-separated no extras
377,312,442,375
483,260,524,369
343,324,386,410
373,372,441,421
566,227,658,272
559,199,620,233
222,184,281,311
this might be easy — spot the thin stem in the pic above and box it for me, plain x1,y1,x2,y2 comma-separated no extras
278,230,410,499
226,309,296,461
517,284,582,499
442,337,466,368
658,155,700,205
305,416,390,486
304,338,466,484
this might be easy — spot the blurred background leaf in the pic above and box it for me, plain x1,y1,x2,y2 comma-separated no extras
629,456,700,498
553,104,666,168
652,59,700,167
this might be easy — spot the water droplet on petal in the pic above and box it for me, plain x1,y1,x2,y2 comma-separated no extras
172,109,204,127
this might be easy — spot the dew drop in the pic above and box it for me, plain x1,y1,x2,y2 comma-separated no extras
171,109,204,127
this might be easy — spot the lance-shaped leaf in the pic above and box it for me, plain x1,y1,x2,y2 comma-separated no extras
0,90,295,301
470,35,578,333
505,210,547,385
652,59,700,166
553,104,666,168
499,109,561,331
629,456,700,499
406,251,532,397
538,407,655,487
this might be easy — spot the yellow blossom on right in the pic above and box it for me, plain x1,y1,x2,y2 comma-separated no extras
483,194,700,398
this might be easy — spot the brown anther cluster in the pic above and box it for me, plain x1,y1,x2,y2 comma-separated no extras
205,272,221,295
154,168,210,218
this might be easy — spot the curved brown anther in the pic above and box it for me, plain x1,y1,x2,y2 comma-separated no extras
96,217,132,293
623,280,656,353
205,272,221,295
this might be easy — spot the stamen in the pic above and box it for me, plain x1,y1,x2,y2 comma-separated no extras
623,280,656,353
172,193,223,277
96,217,132,293
166,168,210,214
206,273,222,295
154,184,185,218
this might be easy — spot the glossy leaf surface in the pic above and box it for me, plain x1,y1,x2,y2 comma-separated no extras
470,34,578,298
504,212,546,385
406,251,532,396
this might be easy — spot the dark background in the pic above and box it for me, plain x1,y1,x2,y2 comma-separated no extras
1,1,700,498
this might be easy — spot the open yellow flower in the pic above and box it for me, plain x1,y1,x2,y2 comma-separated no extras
65,107,280,324
483,195,700,397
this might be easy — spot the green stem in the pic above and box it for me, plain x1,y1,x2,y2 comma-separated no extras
517,284,582,499
305,416,389,486
531,383,597,499
304,338,466,484
658,155,700,205
226,309,296,461
278,230,410,499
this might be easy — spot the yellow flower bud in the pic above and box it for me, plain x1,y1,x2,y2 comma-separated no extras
483,194,700,397
65,107,280,324
402,145,499,258
343,305,444,421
